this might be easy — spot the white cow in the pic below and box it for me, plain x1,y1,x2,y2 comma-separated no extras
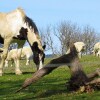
93,42,100,56
66,42,86,58
5,46,33,68
4,48,22,75
0,8,45,76
21,46,33,65
96,50,100,57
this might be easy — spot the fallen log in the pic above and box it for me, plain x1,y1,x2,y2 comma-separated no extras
16,44,100,93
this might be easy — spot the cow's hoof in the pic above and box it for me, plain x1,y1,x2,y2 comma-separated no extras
0,73,3,76
15,71,22,75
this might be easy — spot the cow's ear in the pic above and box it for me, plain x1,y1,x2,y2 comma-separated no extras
32,42,39,51
43,45,46,50
32,42,42,53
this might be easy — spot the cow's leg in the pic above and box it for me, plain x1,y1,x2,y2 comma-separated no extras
0,37,12,76
4,60,9,67
26,58,30,66
10,60,14,67
78,52,82,58
14,56,22,75
25,54,30,66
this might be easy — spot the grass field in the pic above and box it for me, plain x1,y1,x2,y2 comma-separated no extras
0,55,100,100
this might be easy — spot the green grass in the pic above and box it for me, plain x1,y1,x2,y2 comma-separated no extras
0,55,100,100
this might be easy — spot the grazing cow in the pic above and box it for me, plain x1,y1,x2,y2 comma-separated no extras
5,43,33,67
4,46,41,74
4,48,22,74
66,42,85,58
0,8,45,76
4,46,38,67
93,42,100,56
96,50,100,57
21,46,33,66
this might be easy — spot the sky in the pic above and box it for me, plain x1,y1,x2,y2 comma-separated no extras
0,0,100,32
0,0,100,54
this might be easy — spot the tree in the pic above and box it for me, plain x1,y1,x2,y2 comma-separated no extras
40,26,58,55
40,21,99,55
53,21,82,55
82,25,98,54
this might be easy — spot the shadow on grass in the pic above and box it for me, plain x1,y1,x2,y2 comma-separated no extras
22,88,68,100
4,71,35,75
22,72,35,74
18,77,69,99
0,80,23,95
38,89,68,98
0,70,69,99
0,72,35,96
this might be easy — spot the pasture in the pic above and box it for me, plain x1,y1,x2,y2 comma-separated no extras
0,55,100,100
